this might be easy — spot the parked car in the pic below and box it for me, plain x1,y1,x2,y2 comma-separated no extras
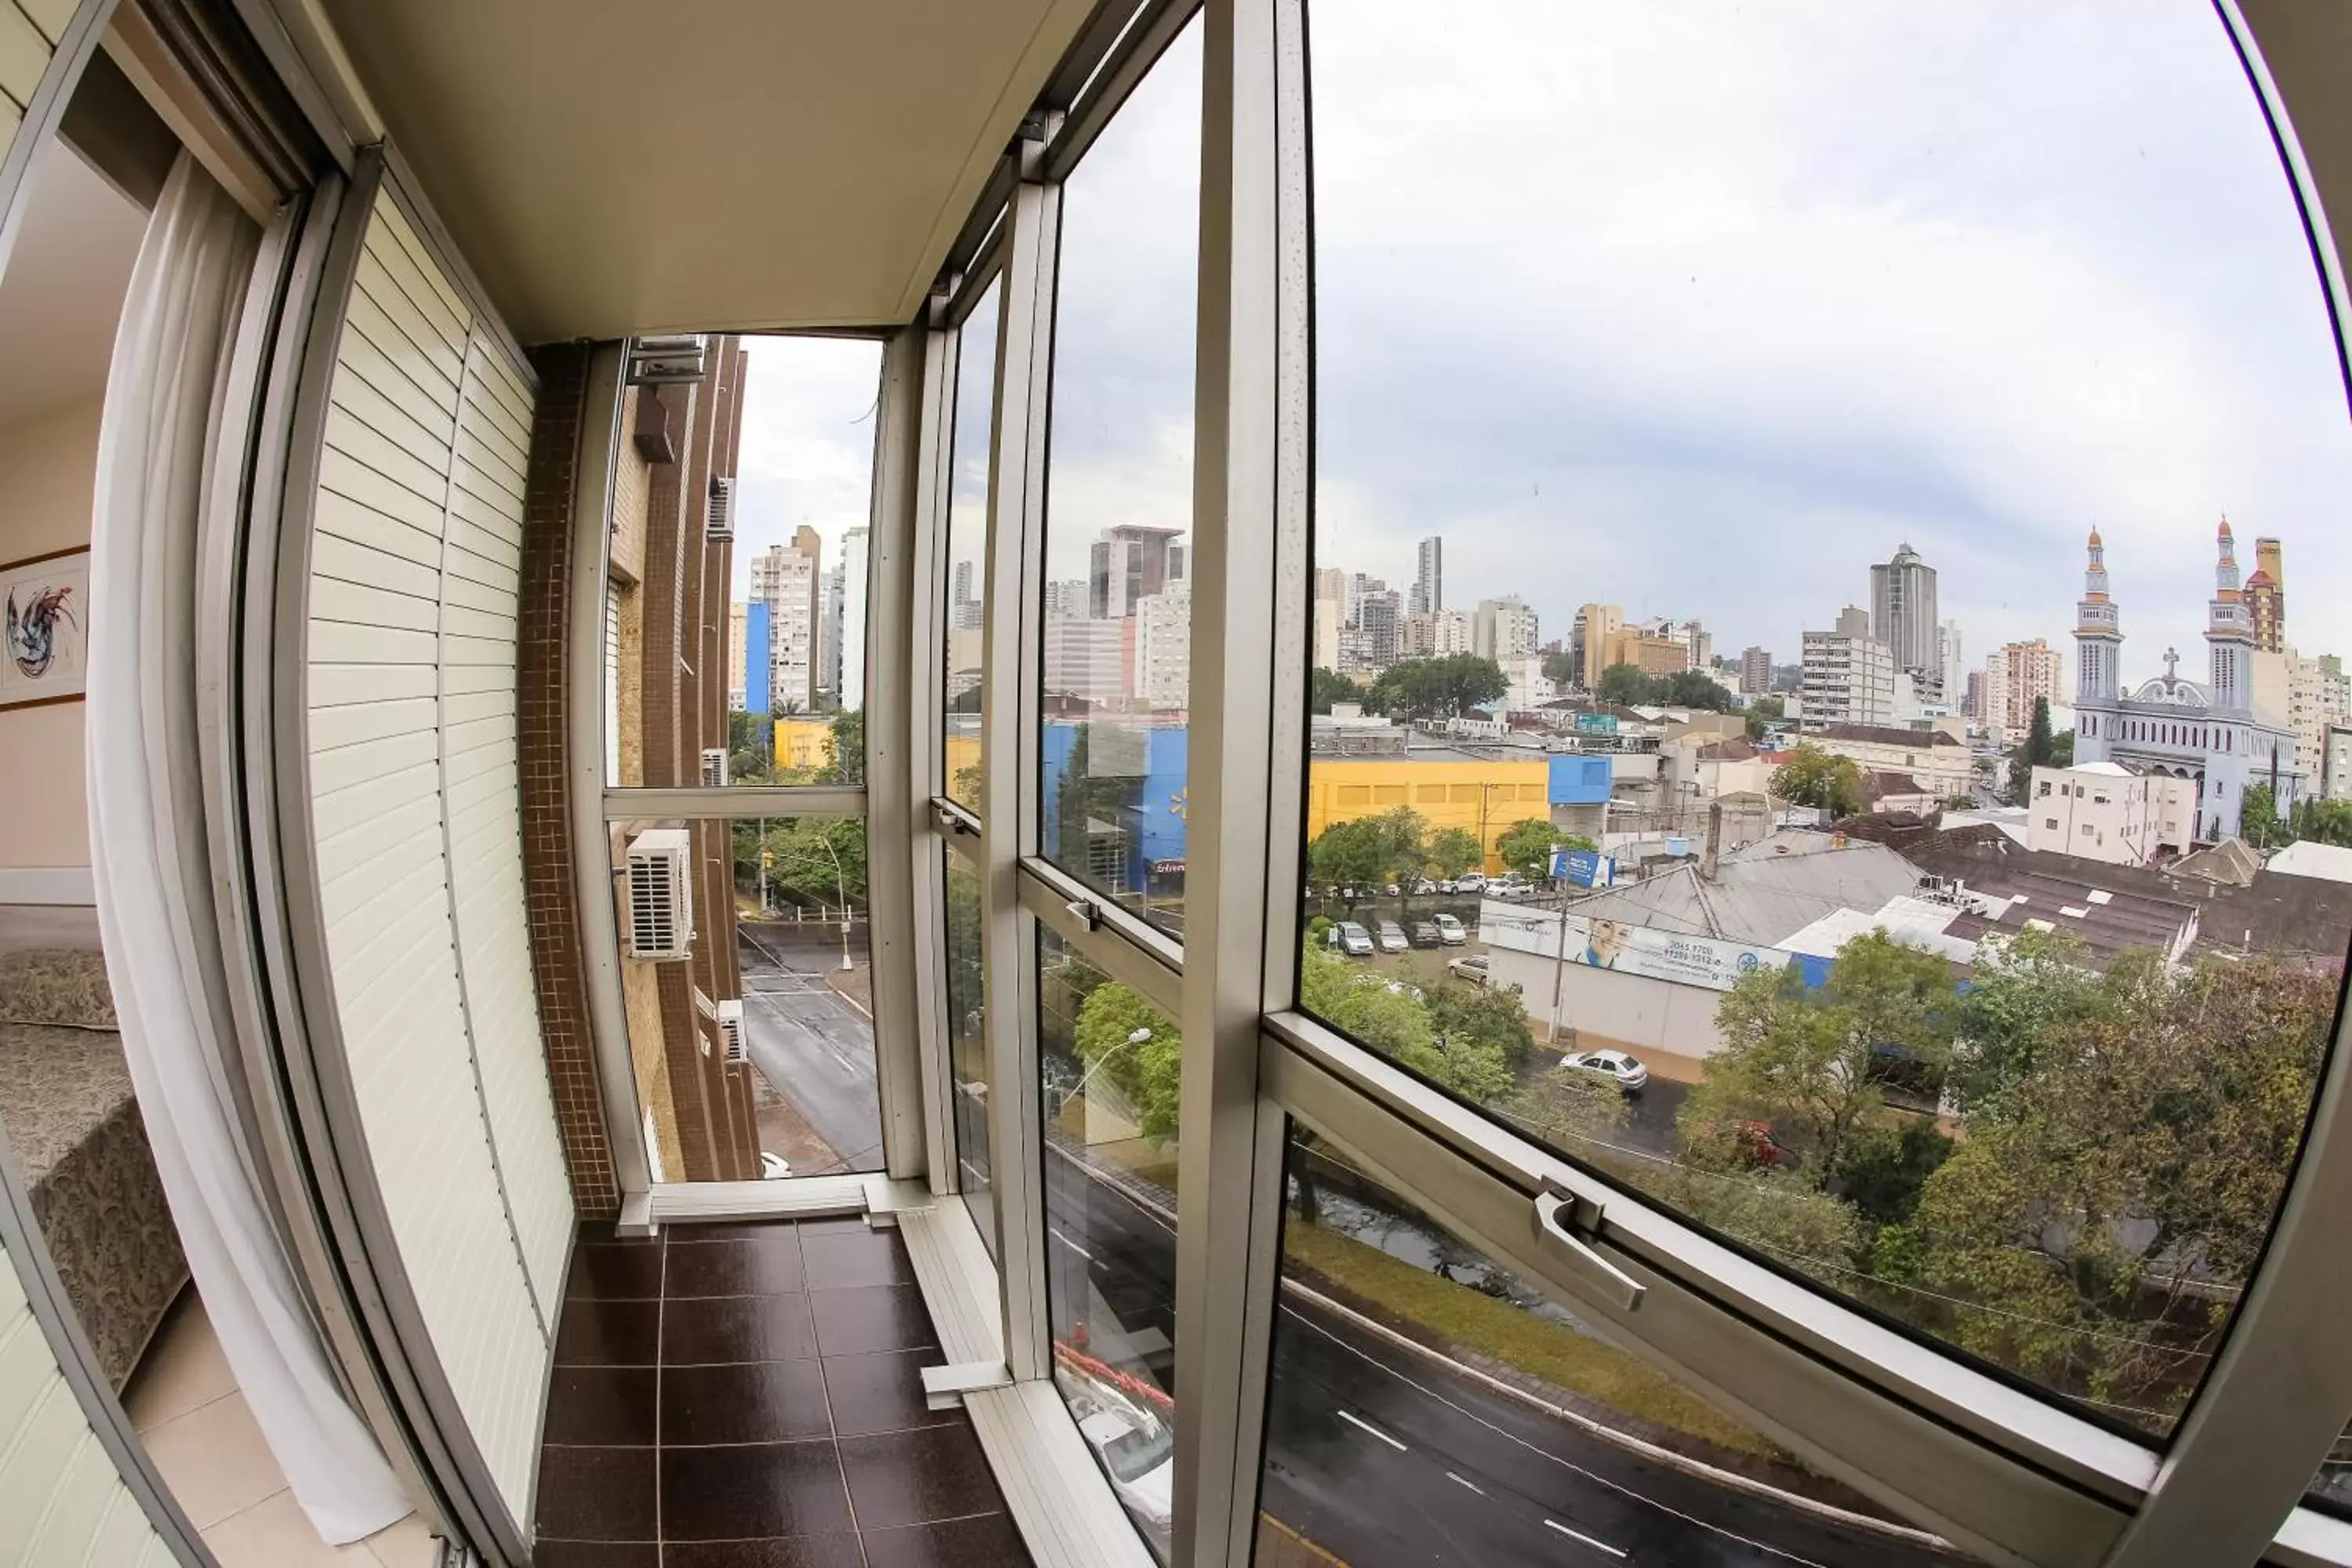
1494,875,1533,898
1456,872,1486,891
1411,879,1437,895
1383,883,1401,898
1448,953,1490,986
1432,913,1468,946
1410,920,1442,948
1436,879,1457,895
1328,920,1375,956
1076,1407,1174,1542
1376,920,1409,953
1561,1048,1650,1093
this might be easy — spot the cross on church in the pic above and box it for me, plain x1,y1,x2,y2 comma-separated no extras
2162,646,2180,684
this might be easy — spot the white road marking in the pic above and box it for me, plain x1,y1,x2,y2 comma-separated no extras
1544,1519,1627,1558
1048,1225,1094,1261
1445,1471,1486,1496
1336,1409,1407,1451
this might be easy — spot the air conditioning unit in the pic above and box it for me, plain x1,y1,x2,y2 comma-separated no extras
706,475,734,543
701,748,729,788
626,333,710,385
715,999,746,1065
624,829,694,960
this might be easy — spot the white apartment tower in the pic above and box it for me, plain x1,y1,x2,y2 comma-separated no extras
749,525,825,712
1801,605,1896,728
1472,595,1538,662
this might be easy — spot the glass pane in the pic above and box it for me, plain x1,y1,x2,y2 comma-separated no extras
1036,20,1201,940
1253,1128,1984,1563
946,851,994,1251
1039,926,1180,1560
943,278,1002,812
611,815,880,1181
1301,0,2350,1442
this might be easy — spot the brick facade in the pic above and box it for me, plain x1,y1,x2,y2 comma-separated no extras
516,342,620,1219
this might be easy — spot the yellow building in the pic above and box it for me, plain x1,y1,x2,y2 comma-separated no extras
775,717,838,772
1305,756,1550,873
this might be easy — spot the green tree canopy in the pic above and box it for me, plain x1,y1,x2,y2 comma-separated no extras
1592,664,1732,711
1370,654,1508,720
821,708,866,785
1773,743,1866,818
1072,982,1183,1139
2290,796,2352,846
2007,697,2057,797
1595,663,1651,706
748,815,869,910
1310,667,1370,714
1541,649,1577,689
2241,782,2292,849
1493,818,1573,883
1426,826,1483,879
1687,931,1958,1188
1744,693,1786,740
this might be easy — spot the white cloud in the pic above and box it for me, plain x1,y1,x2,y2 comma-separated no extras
730,335,882,596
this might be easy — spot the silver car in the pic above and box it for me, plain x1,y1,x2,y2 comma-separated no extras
1375,920,1409,953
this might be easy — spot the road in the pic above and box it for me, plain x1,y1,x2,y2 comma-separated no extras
1042,1138,1961,1568
737,919,884,1174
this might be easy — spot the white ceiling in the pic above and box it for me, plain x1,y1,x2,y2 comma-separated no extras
0,141,147,430
311,0,1099,344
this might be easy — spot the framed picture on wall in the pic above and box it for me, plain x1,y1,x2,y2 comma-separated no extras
0,547,90,712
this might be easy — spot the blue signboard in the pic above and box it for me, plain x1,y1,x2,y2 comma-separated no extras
1556,847,1613,887
1574,713,1619,735
1547,753,1611,805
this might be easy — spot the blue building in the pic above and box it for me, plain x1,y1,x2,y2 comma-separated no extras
744,601,772,716
1040,721,1190,899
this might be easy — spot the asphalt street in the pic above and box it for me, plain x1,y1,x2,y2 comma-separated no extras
1043,1138,1963,1568
737,919,884,1174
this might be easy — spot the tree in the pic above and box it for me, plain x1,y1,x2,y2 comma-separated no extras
1055,724,1142,875
728,710,774,782
819,708,865,786
2007,697,2057,798
1493,818,1567,883
1877,953,2333,1418
1426,826,1483,879
1310,667,1369,714
1072,982,1184,1139
1428,980,1540,1076
1308,818,1389,909
1595,663,1652,706
752,815,869,911
1947,927,2115,1115
1685,931,1958,1189
1541,649,1577,689
1744,694,1785,741
1774,743,1866,818
2241,782,2291,850
1370,655,1508,721
2292,796,2352,846
1507,1058,1628,1149
1659,669,1732,711
1367,807,1431,888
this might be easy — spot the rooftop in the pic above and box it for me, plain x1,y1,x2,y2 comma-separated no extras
1563,831,1924,948
2267,840,2352,885
1810,722,1966,749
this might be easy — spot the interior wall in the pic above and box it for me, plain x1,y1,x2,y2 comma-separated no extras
0,397,103,873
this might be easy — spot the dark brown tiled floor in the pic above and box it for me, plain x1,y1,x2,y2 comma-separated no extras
539,1218,1033,1568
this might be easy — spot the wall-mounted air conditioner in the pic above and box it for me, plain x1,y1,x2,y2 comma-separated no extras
706,475,734,543
626,333,709,385
715,999,746,1065
625,829,694,960
701,748,729,788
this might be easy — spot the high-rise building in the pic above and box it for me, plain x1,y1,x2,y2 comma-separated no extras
1962,668,1985,723
749,525,824,712
1869,542,1942,699
1802,609,1896,728
1937,620,1963,697
951,558,984,631
838,528,870,710
1043,616,1124,710
1605,627,1690,677
1433,608,1472,656
1739,645,1773,695
1577,604,1624,691
1472,595,1538,662
1356,588,1403,673
817,562,843,703
1675,619,1711,673
1134,581,1191,710
1312,598,1341,672
1090,524,1185,619
1410,535,1443,617
728,601,749,711
1987,637,2063,742
2248,534,2285,653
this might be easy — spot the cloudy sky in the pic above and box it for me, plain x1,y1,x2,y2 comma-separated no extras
729,335,881,599
733,0,2352,691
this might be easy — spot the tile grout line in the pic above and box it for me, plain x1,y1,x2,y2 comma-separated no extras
655,1230,666,1568
804,1219,874,1568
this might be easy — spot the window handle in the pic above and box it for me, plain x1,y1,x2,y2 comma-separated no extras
1065,898,1102,933
1534,1189,1646,1314
930,800,976,837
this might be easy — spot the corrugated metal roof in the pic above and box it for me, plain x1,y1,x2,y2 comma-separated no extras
1564,833,1924,947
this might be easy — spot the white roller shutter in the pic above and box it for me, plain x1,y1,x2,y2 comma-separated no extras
303,188,572,1518
604,583,619,786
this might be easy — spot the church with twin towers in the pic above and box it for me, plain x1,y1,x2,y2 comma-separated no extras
2072,518,2305,842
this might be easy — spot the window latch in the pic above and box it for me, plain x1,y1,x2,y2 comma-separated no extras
1065,898,1102,933
1534,1186,1646,1314
930,800,975,837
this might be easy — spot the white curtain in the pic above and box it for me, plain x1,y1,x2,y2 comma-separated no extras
89,153,411,1544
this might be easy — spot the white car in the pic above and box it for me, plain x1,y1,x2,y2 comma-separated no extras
1494,875,1533,898
1076,1408,1174,1541
1329,920,1375,956
1562,1049,1650,1093
1456,872,1486,891
1432,913,1467,946
1375,920,1409,953
1447,953,1490,986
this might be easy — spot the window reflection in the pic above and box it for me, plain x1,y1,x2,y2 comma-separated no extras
1038,927,1179,1560
1297,0,2350,1437
946,853,993,1250
944,278,1001,811
1036,19,1201,939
